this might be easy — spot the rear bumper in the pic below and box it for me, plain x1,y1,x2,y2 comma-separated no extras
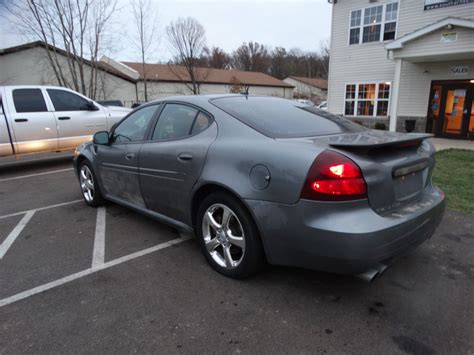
245,186,445,274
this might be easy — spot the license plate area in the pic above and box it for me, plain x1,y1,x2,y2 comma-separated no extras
392,160,429,201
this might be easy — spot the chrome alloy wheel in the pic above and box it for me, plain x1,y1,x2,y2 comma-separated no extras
202,203,246,269
79,165,95,203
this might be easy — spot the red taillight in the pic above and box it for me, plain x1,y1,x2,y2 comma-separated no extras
301,150,367,201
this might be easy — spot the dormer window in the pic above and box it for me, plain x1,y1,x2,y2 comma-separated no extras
349,2,398,45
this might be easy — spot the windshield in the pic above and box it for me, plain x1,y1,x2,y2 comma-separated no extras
210,96,365,138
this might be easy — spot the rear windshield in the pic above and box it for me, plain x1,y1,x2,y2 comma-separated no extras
211,96,365,138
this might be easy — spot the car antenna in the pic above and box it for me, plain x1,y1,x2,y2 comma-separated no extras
240,85,250,98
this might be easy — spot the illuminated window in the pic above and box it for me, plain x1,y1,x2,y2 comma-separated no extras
344,83,391,117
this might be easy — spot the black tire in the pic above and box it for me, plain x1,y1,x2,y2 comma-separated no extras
196,192,264,279
78,160,105,207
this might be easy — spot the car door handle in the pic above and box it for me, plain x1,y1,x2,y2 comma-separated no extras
125,153,136,161
58,116,71,120
178,153,193,161
14,118,28,122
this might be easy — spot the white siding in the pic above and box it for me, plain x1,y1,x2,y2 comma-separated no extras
328,0,474,115
393,26,474,59
397,1,474,37
0,47,137,105
398,59,474,117
327,0,398,114
282,78,327,102
137,81,293,101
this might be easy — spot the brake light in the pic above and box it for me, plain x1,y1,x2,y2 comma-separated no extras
301,150,367,201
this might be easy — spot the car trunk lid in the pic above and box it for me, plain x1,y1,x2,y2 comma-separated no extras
290,131,436,215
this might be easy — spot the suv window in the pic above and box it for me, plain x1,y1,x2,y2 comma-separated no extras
112,105,158,143
152,104,198,140
13,89,48,113
211,96,364,138
47,89,91,111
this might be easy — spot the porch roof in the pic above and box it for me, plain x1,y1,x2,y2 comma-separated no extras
386,17,474,50
385,17,474,63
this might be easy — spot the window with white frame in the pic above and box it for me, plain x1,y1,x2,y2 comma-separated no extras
362,6,383,43
349,10,362,45
384,2,398,40
349,2,398,45
344,83,391,117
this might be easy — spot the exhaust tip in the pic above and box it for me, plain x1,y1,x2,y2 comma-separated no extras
356,264,388,283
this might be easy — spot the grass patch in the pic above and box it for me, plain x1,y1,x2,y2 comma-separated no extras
433,149,474,214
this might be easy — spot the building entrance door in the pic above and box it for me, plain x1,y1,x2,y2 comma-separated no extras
427,81,474,140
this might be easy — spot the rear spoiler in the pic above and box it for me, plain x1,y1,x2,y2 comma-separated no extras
328,133,433,150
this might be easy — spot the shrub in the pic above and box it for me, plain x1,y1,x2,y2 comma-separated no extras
374,122,387,130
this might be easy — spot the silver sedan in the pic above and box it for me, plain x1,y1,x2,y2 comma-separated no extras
74,95,445,279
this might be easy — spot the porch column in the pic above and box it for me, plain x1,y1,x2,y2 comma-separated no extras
389,58,402,132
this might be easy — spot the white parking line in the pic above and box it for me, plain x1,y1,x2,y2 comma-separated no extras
0,211,35,260
0,168,74,182
0,235,191,307
92,207,106,267
0,200,83,220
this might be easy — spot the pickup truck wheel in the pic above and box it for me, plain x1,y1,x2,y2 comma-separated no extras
79,161,104,207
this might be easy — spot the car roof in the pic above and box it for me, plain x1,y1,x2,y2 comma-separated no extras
0,85,77,90
149,94,243,105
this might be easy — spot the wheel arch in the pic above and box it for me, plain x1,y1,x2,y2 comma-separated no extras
190,182,270,261
75,154,88,172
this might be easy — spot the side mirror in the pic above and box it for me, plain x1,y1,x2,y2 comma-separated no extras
87,101,99,111
93,131,110,145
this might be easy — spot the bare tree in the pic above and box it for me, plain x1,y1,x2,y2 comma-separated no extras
166,17,207,95
3,0,117,99
318,39,330,80
232,42,270,73
130,0,158,102
200,46,230,69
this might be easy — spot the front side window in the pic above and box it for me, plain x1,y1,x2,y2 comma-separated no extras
12,89,48,113
349,3,398,45
47,89,91,111
152,104,199,140
112,105,158,143
344,83,391,117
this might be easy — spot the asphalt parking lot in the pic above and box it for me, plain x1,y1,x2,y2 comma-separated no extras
0,155,473,354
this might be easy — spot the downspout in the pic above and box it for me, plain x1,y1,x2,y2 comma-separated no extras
135,80,139,104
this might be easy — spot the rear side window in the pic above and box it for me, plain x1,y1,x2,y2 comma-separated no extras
47,89,90,111
191,112,211,135
13,89,48,113
152,104,198,140
211,96,364,138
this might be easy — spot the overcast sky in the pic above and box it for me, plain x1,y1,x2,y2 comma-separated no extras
0,0,332,62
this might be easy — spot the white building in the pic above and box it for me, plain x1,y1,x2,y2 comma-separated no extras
0,42,294,106
116,61,293,101
327,0,474,139
283,76,328,104
0,41,137,105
